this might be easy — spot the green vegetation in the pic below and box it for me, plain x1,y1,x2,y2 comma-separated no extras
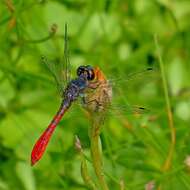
0,0,190,190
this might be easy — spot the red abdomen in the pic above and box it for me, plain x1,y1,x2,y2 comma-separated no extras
31,103,69,166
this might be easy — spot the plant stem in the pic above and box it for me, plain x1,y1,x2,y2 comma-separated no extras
154,34,176,189
89,113,109,190
80,153,97,190
75,136,97,190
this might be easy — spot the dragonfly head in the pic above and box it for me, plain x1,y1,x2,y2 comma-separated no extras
77,65,95,81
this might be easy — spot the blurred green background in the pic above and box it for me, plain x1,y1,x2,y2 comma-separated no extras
0,0,190,190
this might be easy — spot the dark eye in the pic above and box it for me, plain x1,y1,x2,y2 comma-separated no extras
86,65,95,80
77,66,85,77
77,65,95,81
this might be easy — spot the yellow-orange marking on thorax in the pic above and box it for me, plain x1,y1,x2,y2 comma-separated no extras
93,67,107,82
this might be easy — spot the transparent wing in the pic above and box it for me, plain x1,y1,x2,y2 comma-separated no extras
64,23,71,82
108,67,159,89
94,67,158,91
77,98,150,116
41,23,71,96
107,104,150,115
109,68,158,118
41,56,65,96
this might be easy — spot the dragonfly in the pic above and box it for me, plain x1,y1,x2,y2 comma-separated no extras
31,24,112,166
31,24,154,166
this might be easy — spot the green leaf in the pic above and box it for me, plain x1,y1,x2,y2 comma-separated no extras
15,161,36,190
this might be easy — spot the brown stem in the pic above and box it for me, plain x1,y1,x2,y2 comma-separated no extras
154,35,176,190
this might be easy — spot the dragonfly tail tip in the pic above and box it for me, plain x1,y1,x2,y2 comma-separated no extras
31,154,38,166
31,159,35,166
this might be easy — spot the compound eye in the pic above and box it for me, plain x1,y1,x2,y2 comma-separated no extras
77,66,85,76
77,65,95,80
86,67,95,80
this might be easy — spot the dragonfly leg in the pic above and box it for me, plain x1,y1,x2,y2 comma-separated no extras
83,98,103,111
